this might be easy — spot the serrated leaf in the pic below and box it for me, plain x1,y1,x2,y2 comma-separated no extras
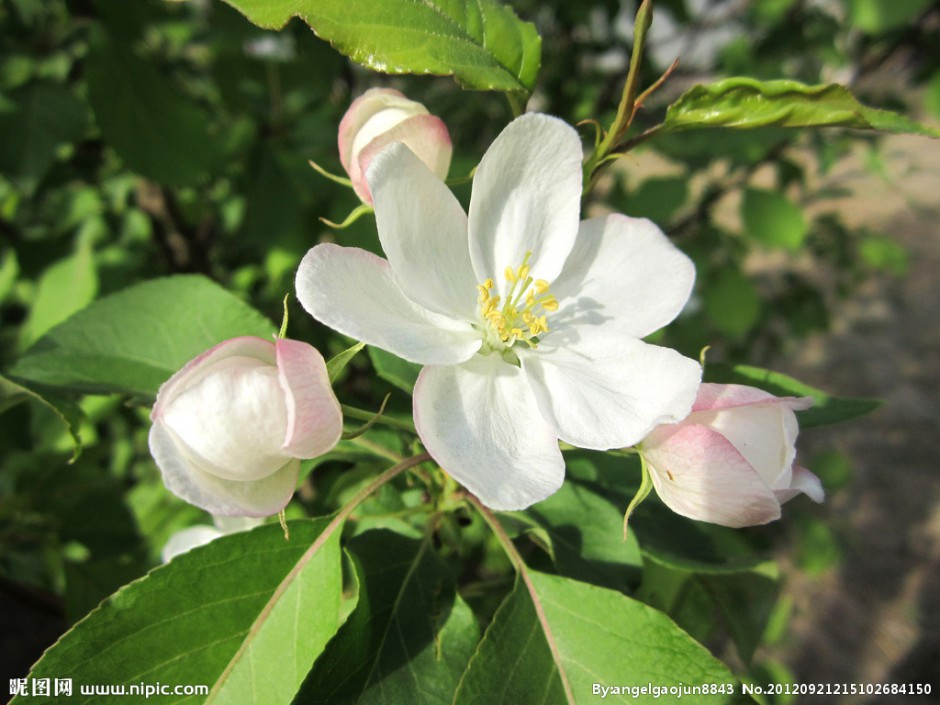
703,363,881,428
296,530,480,704
662,78,940,137
221,0,541,94
9,275,274,398
11,520,347,705
368,346,421,394
455,572,749,704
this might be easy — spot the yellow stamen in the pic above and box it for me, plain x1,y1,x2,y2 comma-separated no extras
475,251,560,350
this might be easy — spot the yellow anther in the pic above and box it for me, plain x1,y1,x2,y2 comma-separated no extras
477,252,558,349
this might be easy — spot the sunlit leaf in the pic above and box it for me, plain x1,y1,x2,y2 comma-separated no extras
454,572,749,704
221,0,541,94
663,78,940,137
11,520,347,705
297,530,479,704
10,275,274,398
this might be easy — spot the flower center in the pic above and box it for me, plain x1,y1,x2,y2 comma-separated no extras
476,251,558,351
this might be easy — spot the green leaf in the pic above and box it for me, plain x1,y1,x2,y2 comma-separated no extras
632,502,771,574
518,453,643,592
847,0,932,33
637,558,780,664
85,28,218,186
327,341,366,383
741,188,807,250
454,573,749,704
0,247,18,303
703,363,881,428
0,374,83,457
297,530,480,704
0,81,87,187
859,235,908,275
699,564,780,663
662,78,940,137
19,243,99,351
221,0,541,94
12,520,347,705
622,176,688,224
925,73,940,122
704,267,761,339
368,346,421,394
9,275,275,398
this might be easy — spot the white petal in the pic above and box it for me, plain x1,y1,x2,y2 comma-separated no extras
468,114,582,292
152,336,276,418
161,357,289,481
413,354,564,510
775,465,825,504
296,243,481,365
643,424,782,528
358,114,452,190
367,142,476,319
150,421,298,516
524,329,701,449
691,404,792,487
275,338,343,459
551,215,695,339
213,515,264,533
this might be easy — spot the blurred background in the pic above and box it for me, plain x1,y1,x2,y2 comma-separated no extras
1,0,938,701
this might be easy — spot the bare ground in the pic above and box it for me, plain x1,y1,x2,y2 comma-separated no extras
767,134,940,703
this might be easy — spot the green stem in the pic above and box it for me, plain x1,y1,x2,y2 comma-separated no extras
505,91,527,118
338,453,431,524
597,0,653,156
347,435,402,463
341,403,416,434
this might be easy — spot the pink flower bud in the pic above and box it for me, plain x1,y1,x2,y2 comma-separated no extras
149,337,342,517
640,383,824,528
338,88,452,205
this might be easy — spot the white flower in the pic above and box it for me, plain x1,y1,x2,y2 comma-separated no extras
641,383,824,527
149,336,343,516
297,114,701,510
339,88,452,205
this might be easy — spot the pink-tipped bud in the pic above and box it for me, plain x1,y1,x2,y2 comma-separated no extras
640,383,824,528
149,337,342,517
338,88,452,205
